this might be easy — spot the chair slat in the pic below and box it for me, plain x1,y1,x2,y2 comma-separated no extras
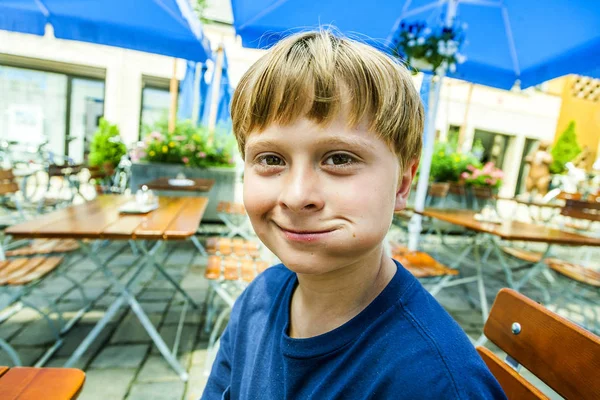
0,258,45,285
484,288,600,399
477,347,548,400
0,367,85,400
8,257,63,286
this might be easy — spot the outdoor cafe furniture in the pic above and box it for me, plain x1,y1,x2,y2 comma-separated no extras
415,209,600,325
0,366,85,400
5,195,209,381
477,288,600,400
216,201,254,240
141,177,215,193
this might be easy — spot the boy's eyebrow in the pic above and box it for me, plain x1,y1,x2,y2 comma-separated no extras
245,136,377,152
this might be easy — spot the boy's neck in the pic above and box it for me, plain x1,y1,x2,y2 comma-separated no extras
288,247,397,339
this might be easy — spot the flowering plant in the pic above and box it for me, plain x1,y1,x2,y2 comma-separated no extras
461,162,504,189
429,141,481,182
391,20,466,75
132,118,236,168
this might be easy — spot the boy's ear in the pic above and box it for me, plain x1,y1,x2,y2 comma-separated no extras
394,158,419,211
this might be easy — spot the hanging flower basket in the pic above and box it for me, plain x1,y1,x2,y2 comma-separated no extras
391,20,467,76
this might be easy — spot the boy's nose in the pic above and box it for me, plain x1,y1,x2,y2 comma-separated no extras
278,165,324,213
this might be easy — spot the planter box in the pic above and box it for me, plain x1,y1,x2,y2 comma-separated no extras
130,162,240,222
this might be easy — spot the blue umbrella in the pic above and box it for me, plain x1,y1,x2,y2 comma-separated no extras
0,0,211,62
231,0,600,90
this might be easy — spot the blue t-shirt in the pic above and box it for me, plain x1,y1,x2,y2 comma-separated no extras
202,260,506,399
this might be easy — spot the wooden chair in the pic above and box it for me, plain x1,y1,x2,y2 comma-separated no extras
0,366,85,399
478,288,600,399
389,243,460,297
0,169,25,226
216,201,253,240
202,255,269,375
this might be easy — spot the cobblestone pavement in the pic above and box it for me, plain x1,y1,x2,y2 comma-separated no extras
0,233,598,399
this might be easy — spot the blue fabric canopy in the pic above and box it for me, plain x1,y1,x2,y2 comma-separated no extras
231,0,600,89
200,51,233,132
0,0,211,62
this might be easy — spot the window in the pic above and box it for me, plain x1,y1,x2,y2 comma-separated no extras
139,77,172,139
0,63,105,164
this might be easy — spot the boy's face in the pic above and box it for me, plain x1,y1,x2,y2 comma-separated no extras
243,115,417,275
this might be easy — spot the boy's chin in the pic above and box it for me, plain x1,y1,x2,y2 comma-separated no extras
276,250,358,276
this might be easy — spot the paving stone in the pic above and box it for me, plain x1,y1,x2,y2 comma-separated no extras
90,344,149,369
78,368,137,400
184,363,209,400
136,301,170,315
56,321,116,358
163,303,202,326
150,324,198,357
136,355,183,383
139,289,176,302
0,346,46,367
0,320,22,341
62,287,106,302
10,317,61,346
111,313,163,344
126,380,185,400
190,342,209,367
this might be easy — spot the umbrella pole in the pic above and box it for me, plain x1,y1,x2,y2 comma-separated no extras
168,58,179,134
207,45,224,138
408,75,443,251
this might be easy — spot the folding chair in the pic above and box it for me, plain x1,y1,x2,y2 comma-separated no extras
216,202,253,240
0,365,85,399
203,255,269,375
0,169,26,228
477,288,600,399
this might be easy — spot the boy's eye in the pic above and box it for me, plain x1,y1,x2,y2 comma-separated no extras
258,154,285,166
324,153,355,166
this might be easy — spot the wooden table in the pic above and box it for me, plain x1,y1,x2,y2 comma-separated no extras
0,366,85,399
6,195,208,381
141,177,215,193
416,209,600,324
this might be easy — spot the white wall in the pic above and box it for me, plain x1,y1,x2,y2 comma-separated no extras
434,80,562,196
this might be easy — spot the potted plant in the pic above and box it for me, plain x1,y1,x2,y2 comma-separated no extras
88,118,127,192
391,20,466,75
461,162,504,208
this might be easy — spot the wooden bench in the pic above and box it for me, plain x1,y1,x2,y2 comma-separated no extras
216,201,246,215
0,256,63,286
205,237,261,259
4,239,78,257
477,288,600,399
0,366,85,399
390,244,457,278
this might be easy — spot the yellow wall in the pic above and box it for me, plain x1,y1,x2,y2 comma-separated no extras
554,75,600,170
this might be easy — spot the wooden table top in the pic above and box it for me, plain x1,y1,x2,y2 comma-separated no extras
6,195,208,241
417,209,600,246
0,366,85,400
141,177,215,192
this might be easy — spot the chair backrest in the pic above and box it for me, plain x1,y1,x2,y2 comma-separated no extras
560,199,600,222
0,169,19,195
481,288,600,399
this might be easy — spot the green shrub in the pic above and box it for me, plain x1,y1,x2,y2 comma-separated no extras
88,118,127,169
550,121,581,174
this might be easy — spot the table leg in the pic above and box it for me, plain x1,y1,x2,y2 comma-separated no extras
190,235,207,257
136,241,199,309
514,244,554,291
473,240,489,325
65,241,189,381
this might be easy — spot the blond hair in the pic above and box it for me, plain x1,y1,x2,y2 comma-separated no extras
231,30,424,171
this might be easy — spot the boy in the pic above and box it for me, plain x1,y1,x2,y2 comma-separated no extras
202,31,506,399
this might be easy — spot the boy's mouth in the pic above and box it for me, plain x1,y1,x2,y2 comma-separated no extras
275,223,338,242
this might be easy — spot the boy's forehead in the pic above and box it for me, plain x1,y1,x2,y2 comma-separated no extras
245,118,381,150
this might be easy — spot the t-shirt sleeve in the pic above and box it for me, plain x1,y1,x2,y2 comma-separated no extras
201,322,234,399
